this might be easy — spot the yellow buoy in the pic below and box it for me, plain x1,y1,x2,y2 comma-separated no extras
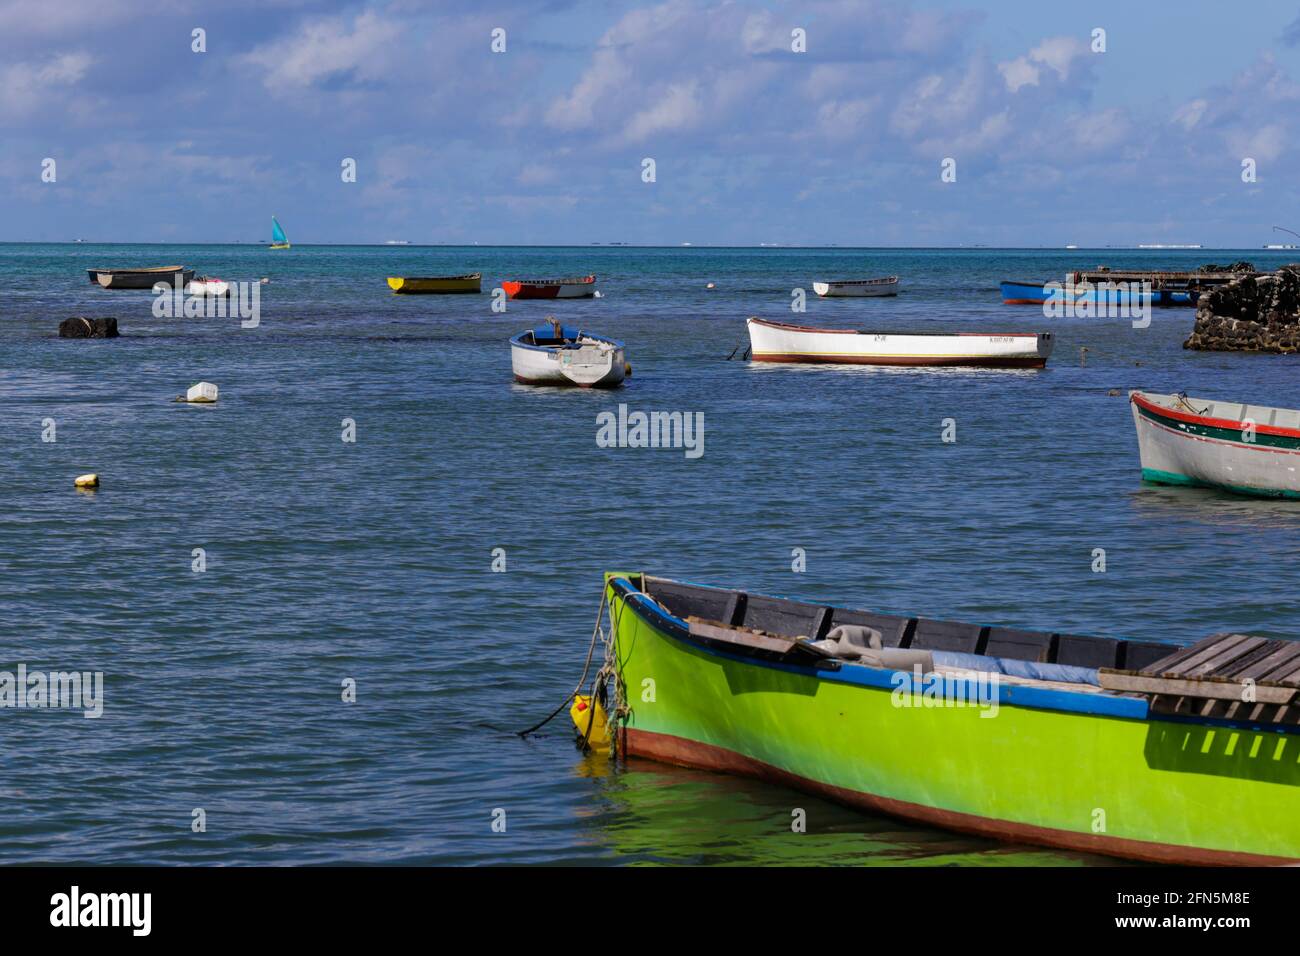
74,473,99,489
570,694,610,750
624,361,632,377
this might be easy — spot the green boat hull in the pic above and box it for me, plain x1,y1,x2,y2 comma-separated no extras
1142,466,1300,500
606,574,1300,865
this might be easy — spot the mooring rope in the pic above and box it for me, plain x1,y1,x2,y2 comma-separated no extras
515,588,608,738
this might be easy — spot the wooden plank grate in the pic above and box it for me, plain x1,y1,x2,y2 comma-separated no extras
1099,633,1300,726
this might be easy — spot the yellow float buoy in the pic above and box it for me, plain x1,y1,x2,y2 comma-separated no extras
569,694,610,750
624,361,632,377
74,473,99,489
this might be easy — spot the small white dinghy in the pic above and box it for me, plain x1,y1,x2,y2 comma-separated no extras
1130,391,1300,498
185,276,231,297
510,319,626,388
746,317,1053,368
812,276,899,297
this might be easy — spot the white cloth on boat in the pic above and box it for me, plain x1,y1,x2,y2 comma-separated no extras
932,651,1100,686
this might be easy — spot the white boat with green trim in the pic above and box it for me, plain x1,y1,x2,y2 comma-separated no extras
1130,390,1300,498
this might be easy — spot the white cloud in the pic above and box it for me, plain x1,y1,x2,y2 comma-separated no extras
623,82,703,141
545,49,631,130
997,36,1088,92
1230,124,1285,164
241,10,401,92
816,96,880,140
1173,98,1208,130
0,52,93,118
740,11,784,55
997,57,1038,93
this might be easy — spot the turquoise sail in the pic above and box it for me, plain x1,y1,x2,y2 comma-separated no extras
270,216,288,246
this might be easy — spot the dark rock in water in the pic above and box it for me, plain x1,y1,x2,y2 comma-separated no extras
59,317,119,339
1197,261,1257,274
1185,266,1300,353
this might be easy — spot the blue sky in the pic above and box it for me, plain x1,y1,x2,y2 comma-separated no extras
3,0,1300,246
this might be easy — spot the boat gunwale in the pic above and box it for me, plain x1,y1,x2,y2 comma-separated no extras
1132,390,1300,441
503,274,597,287
88,265,187,275
388,273,482,282
747,317,1047,339
614,574,1300,736
608,575,1150,723
508,329,624,353
813,276,899,287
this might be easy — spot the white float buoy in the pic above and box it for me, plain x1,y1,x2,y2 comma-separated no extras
74,473,99,489
185,382,219,403
706,282,716,289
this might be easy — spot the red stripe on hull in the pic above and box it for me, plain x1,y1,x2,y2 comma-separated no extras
502,277,596,300
751,353,1047,368
624,728,1291,866
1002,298,1046,305
504,284,559,299
1132,392,1300,441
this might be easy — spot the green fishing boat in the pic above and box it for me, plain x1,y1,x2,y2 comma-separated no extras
580,572,1300,865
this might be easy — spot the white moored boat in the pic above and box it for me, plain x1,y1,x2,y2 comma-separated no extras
185,276,231,297
812,276,899,297
510,319,627,388
1130,391,1300,499
745,317,1053,368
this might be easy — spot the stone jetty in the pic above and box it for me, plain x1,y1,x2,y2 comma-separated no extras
1184,266,1300,353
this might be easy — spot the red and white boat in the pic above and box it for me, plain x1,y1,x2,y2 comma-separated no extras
746,317,1053,368
185,276,231,297
502,275,597,299
1130,390,1300,498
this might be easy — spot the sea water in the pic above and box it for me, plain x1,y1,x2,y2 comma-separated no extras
2,243,1298,864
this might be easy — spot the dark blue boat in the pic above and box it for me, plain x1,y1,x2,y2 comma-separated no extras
1000,279,1195,306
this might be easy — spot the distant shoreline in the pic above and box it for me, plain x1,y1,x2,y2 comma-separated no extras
0,241,1290,251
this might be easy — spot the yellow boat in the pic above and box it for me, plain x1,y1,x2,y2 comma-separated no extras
387,274,482,294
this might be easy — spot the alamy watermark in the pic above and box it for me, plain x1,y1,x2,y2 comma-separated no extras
1042,276,1153,328
0,664,103,718
891,665,999,717
152,276,261,328
596,404,704,459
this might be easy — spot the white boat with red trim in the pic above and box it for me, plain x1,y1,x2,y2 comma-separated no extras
1130,390,1300,498
745,317,1053,368
185,276,231,296
502,275,597,299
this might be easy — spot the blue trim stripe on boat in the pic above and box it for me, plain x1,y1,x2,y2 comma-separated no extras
509,328,624,352
608,577,1150,722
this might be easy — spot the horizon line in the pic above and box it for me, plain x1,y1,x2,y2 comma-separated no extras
0,241,1290,252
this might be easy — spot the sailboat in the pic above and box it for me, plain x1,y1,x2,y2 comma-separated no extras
269,216,291,250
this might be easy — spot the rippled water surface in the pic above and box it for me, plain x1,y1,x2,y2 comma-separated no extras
2,244,1298,864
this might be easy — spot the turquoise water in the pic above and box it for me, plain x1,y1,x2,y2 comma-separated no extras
3,243,1299,864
